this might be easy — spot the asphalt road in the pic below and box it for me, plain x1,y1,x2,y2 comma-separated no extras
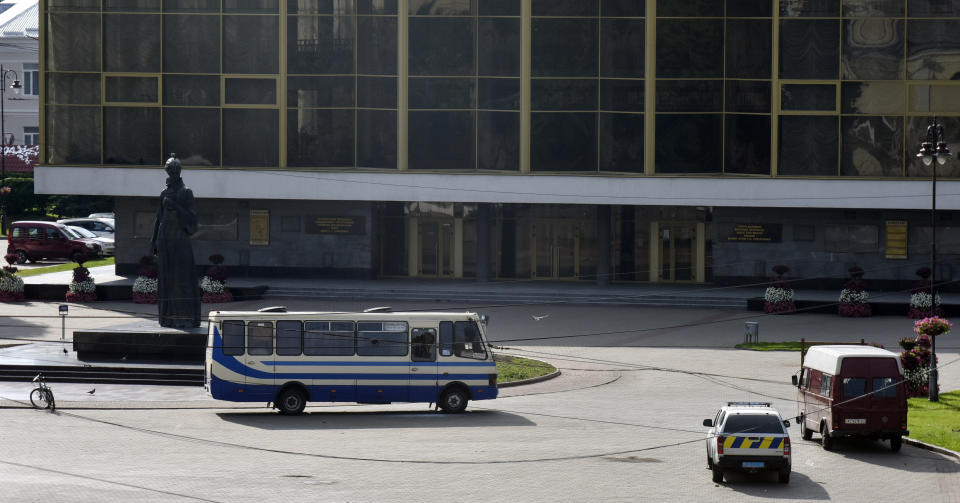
0,300,958,502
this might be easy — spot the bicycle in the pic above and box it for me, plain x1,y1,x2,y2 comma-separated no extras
29,373,55,412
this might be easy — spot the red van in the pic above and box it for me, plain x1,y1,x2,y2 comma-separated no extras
792,345,908,452
6,221,102,264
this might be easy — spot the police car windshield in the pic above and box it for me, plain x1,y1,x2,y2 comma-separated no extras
722,414,784,434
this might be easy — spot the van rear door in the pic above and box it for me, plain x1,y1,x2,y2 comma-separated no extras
837,358,904,433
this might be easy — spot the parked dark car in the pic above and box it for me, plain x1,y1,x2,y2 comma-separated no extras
6,221,102,264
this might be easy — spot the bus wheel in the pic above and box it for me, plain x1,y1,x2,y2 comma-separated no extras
439,388,468,413
276,388,306,415
890,436,902,452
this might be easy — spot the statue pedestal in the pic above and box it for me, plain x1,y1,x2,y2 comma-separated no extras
73,320,207,363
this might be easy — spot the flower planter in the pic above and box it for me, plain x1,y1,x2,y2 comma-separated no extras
764,300,796,314
838,302,871,317
0,290,24,302
132,276,158,304
132,291,158,304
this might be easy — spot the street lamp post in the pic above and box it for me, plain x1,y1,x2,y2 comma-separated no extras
916,119,951,402
0,64,21,236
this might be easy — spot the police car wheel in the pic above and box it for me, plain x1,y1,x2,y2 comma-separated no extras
711,466,723,483
778,470,790,484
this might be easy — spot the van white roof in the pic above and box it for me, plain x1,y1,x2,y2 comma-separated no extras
804,345,903,376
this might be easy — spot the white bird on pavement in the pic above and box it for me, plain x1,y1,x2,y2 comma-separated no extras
531,314,550,321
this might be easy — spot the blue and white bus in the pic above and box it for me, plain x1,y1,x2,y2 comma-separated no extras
205,309,498,414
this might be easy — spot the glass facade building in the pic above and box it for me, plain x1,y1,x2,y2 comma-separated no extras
37,0,960,285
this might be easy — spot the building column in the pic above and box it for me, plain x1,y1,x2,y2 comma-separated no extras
476,203,491,282
596,205,611,285
408,216,419,277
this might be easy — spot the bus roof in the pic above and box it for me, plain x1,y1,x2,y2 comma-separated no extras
804,345,903,376
207,310,480,320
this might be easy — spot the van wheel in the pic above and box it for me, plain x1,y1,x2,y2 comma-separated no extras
14,250,26,264
821,425,834,451
890,436,902,452
276,387,306,415
711,466,723,483
439,387,468,413
801,418,813,440
778,469,790,484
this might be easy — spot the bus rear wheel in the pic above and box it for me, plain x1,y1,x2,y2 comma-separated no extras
439,388,468,413
276,388,306,415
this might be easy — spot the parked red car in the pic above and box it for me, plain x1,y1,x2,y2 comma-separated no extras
6,221,102,264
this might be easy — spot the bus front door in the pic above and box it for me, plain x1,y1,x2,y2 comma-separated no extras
409,328,439,403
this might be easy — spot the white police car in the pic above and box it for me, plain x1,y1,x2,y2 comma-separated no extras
703,402,791,484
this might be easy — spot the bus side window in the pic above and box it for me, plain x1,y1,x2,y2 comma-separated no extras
411,328,436,362
439,321,453,356
222,320,245,356
276,320,302,356
247,321,274,356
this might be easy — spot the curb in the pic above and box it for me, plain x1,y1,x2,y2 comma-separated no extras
904,437,960,462
498,370,562,388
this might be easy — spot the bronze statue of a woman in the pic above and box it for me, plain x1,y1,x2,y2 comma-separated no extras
151,154,200,328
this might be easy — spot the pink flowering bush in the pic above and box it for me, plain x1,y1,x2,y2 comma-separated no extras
0,257,24,302
764,265,795,314
899,318,949,397
201,253,233,303
133,256,159,304
65,257,96,303
838,266,871,317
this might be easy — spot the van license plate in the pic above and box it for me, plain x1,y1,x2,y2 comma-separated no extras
845,418,866,424
742,461,764,468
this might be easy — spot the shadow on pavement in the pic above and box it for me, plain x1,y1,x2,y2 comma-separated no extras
216,409,536,429
722,470,829,500
804,438,960,473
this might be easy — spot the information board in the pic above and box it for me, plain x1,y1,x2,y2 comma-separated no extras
726,223,782,242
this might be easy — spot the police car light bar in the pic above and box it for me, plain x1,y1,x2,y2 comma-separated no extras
727,402,772,407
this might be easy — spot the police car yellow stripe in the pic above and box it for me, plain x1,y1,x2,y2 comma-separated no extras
723,437,783,449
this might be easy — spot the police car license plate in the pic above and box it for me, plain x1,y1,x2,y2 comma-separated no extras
845,418,866,424
742,461,764,468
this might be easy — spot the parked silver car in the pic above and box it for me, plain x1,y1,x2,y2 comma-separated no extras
67,225,115,255
56,217,115,238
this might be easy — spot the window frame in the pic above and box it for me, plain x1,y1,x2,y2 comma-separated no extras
221,320,245,356
304,320,356,356
276,320,303,356
246,320,274,356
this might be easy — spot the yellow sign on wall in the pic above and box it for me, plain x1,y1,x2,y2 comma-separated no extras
885,220,907,259
250,209,269,246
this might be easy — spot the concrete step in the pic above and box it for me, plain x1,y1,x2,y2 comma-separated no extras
0,364,203,386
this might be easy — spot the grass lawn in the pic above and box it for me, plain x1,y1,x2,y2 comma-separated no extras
908,390,960,452
735,341,803,351
15,257,115,278
495,354,556,384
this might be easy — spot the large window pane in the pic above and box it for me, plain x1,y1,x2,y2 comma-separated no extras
480,0,520,16
908,0,960,16
780,20,840,79
907,20,960,80
164,14,219,73
357,321,407,356
843,19,903,80
48,13,100,72
408,111,475,169
106,0,161,11
104,15,160,73
357,109,397,168
288,0,356,14
781,0,841,16
782,84,836,111
221,321,244,356
532,0,598,16
410,0,473,15
531,112,597,172
532,19,598,77
164,75,220,106
409,18,475,76
224,16,279,74
358,0,397,14
46,73,100,105
655,114,722,173
726,19,771,79
287,14,355,74
409,78,474,109
104,107,161,165
531,79,597,111
287,108,355,167
225,78,277,105
599,113,644,173
910,84,960,113
601,19,644,78
842,81,904,114
657,0,721,16
105,77,158,103
728,0,773,16
779,116,839,176
726,80,770,113
478,111,519,171
47,0,99,10
478,78,520,110
725,115,771,175
906,116,960,177
656,80,722,112
163,108,220,166
46,106,100,164
600,79,644,112
656,20,723,78
478,17,520,77
358,16,397,75
164,0,219,11
841,116,903,176
287,76,353,107
223,109,279,167
357,76,397,108
224,0,279,13
844,0,904,16
602,0,645,16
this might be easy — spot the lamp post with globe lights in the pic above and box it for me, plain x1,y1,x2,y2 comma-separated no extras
0,65,21,236
916,119,951,402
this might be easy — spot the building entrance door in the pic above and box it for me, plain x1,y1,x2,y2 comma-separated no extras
659,223,697,282
533,221,578,279
419,220,454,277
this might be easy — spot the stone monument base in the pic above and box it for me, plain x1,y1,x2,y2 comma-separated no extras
73,321,207,362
